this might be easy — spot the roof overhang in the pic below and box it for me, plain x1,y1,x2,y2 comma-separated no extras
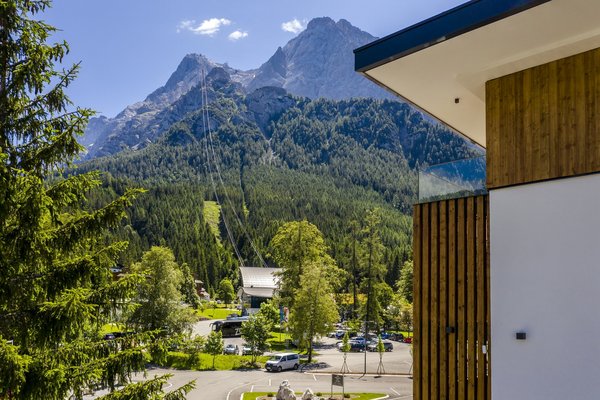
354,0,600,147
239,287,275,298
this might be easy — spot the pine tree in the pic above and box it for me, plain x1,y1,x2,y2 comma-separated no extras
0,1,193,398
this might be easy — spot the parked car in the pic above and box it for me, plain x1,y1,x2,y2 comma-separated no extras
390,332,405,342
403,336,413,344
351,336,367,345
102,333,115,340
328,330,346,339
265,353,300,372
367,340,394,352
348,340,366,352
379,331,391,340
223,343,239,355
242,344,263,356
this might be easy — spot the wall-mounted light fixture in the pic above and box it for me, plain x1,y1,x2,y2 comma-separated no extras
516,332,527,340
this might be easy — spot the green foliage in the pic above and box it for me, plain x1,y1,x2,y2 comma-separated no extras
78,79,480,293
179,262,201,308
127,247,196,333
359,209,387,330
376,335,385,354
181,335,206,368
96,374,195,400
341,331,351,354
270,220,338,307
164,351,268,371
203,200,222,243
217,278,236,304
196,307,238,320
387,294,413,332
241,314,272,363
288,263,339,362
204,330,224,369
0,1,194,398
257,300,280,327
397,260,414,303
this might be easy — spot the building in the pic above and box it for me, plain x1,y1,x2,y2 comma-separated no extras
355,1,600,399
238,266,281,314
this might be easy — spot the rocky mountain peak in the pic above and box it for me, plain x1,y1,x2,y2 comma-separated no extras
83,17,394,158
206,66,231,85
247,17,392,100
246,86,295,134
306,16,336,30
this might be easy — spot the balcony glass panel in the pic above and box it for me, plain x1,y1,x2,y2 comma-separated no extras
418,156,487,203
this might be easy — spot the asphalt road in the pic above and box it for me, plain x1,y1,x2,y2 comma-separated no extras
147,367,413,399
85,321,414,399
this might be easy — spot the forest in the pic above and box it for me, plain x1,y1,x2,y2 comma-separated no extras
79,71,483,293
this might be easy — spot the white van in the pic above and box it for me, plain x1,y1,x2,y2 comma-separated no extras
265,353,300,372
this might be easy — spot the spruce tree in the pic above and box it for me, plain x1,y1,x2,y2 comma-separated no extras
0,1,193,398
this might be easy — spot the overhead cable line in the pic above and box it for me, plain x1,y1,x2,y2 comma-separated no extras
199,70,245,267
200,69,269,269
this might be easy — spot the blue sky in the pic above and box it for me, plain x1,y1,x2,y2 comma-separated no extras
44,0,467,118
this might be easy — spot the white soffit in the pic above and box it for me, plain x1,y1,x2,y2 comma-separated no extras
364,0,600,147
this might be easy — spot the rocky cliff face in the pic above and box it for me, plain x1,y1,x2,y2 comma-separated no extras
82,17,393,158
247,17,392,100
83,55,251,158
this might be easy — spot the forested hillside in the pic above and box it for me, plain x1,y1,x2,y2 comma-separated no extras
80,68,482,292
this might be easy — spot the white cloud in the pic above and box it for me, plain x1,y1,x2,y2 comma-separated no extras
281,18,305,34
177,18,231,36
228,30,248,41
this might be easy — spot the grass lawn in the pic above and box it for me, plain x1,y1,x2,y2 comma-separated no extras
165,351,269,371
197,308,240,320
267,330,292,352
203,201,222,244
266,331,318,357
99,323,125,336
242,392,386,400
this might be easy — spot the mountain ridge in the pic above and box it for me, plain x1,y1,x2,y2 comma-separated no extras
82,17,393,158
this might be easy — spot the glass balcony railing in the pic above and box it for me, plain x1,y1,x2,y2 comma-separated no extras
418,155,487,203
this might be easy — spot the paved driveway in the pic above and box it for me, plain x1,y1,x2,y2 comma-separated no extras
152,367,413,399
85,322,414,399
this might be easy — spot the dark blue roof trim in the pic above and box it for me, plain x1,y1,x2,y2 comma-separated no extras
354,0,551,72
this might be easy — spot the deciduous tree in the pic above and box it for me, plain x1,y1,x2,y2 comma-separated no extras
397,260,414,303
128,246,196,334
270,220,338,307
241,313,272,364
258,299,280,327
204,330,223,369
217,278,236,305
288,263,339,362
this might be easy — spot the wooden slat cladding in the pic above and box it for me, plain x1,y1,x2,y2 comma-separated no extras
486,47,600,189
413,195,490,400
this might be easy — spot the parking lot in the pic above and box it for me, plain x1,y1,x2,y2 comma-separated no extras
193,320,413,375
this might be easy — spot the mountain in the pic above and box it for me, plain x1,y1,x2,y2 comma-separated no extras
80,68,482,289
83,55,251,157
246,17,393,100
76,17,484,290
82,17,392,158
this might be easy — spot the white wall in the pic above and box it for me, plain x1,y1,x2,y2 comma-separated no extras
490,173,600,400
